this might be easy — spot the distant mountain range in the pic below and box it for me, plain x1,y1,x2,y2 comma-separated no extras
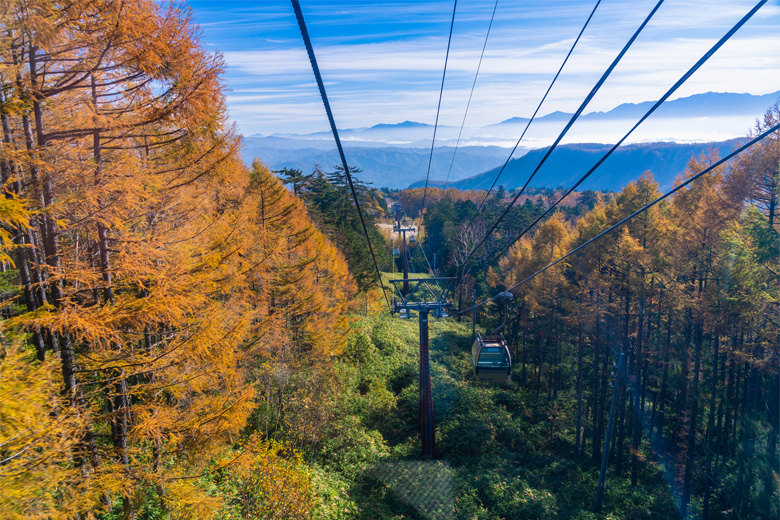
254,90,778,146
242,90,778,191
241,138,511,189
491,90,780,126
411,140,740,193
367,121,430,130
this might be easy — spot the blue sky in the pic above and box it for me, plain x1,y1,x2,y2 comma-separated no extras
186,0,780,136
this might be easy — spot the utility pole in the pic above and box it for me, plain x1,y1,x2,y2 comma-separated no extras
391,237,396,308
595,352,626,512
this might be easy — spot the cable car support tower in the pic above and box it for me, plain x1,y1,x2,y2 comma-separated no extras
391,202,415,295
391,276,455,456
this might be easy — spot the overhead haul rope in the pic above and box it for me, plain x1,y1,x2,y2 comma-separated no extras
421,0,458,214
457,0,664,276
438,0,598,291
442,0,500,191
472,0,602,211
459,120,780,315
415,0,457,284
292,0,392,312
491,0,769,263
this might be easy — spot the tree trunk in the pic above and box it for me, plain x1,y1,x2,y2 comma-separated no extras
702,334,719,520
0,110,46,357
592,314,602,464
763,369,779,520
91,74,114,305
521,329,527,386
581,401,590,456
27,47,62,306
575,328,584,458
631,291,644,487
457,273,463,322
653,318,671,442
723,353,736,453
736,356,758,520
535,335,543,398
616,380,626,476
599,333,609,464
681,319,703,518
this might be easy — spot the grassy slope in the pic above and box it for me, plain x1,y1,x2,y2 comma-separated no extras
321,297,679,520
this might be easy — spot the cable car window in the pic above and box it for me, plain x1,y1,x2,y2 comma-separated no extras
477,347,509,367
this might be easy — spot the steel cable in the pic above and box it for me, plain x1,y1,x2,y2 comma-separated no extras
457,0,664,275
421,0,458,214
460,120,780,314
492,0,768,262
292,0,392,312
471,0,602,213
443,0,500,191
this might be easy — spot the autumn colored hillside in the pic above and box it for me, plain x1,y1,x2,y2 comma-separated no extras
0,1,358,517
1,1,778,520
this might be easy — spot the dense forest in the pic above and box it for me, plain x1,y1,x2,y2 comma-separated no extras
1,1,778,520
411,113,779,519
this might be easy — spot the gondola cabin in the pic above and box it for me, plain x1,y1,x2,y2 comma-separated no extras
409,234,416,244
392,247,401,258
471,333,511,383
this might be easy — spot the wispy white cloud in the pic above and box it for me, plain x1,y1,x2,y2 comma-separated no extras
193,0,780,135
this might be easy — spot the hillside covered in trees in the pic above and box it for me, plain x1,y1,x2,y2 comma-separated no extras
1,1,778,520
0,2,363,517
408,107,779,519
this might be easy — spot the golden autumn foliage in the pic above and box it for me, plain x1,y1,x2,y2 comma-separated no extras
0,339,85,519
492,212,572,319
217,435,314,520
248,160,357,357
0,1,357,517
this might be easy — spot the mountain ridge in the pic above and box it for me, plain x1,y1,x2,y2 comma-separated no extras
241,139,511,189
408,139,741,193
492,90,780,126
242,90,778,191
251,90,779,137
